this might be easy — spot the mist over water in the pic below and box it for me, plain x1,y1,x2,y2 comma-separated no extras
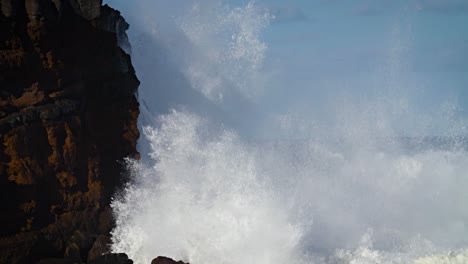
108,1,468,263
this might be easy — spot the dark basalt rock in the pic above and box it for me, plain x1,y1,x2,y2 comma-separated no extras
36,258,77,264
0,0,139,263
36,253,132,264
151,256,189,264
87,235,111,262
88,253,133,264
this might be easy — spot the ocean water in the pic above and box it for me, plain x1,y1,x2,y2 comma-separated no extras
109,1,468,263
111,109,468,264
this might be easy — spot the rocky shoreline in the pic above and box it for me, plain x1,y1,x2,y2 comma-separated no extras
35,254,188,264
0,0,140,263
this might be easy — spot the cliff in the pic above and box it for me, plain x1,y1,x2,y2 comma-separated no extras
0,0,139,263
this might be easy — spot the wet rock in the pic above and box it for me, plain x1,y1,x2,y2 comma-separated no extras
64,242,81,262
75,0,102,20
88,253,133,264
152,256,189,264
36,259,76,264
94,5,131,54
87,235,111,262
1,0,17,17
97,208,114,234
0,0,139,263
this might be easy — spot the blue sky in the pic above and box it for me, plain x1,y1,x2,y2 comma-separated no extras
107,0,468,136
262,0,468,74
258,0,468,110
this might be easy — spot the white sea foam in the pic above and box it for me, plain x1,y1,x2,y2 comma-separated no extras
110,1,468,263
111,110,305,264
112,109,468,264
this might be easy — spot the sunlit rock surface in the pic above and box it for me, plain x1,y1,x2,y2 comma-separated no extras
0,0,139,263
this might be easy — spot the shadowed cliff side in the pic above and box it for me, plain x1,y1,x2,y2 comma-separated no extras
0,0,139,263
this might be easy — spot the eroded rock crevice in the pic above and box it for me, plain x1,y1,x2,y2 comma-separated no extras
0,0,139,263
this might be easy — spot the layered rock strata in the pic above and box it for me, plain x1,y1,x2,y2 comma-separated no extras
0,0,139,263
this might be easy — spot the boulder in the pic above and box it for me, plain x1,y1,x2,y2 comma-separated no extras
88,253,133,264
87,235,111,262
151,256,189,264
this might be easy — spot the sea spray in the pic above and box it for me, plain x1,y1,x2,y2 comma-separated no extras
112,109,468,264
111,110,305,264
109,1,468,263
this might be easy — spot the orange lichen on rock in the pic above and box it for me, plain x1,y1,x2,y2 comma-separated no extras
12,83,46,108
0,1,140,263
4,124,50,185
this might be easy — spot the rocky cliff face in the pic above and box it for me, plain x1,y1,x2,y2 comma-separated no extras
0,0,139,263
